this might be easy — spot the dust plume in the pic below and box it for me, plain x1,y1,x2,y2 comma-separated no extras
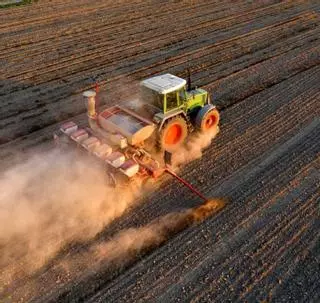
87,199,226,267
0,150,143,287
172,126,219,168
8,199,225,301
0,104,220,300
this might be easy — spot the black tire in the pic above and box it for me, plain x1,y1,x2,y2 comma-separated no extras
158,116,188,152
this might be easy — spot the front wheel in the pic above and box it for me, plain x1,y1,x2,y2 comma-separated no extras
195,105,220,132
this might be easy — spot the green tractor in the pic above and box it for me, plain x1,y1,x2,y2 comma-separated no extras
140,73,220,151
55,73,220,182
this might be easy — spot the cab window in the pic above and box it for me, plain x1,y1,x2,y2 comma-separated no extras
141,86,163,109
166,91,178,111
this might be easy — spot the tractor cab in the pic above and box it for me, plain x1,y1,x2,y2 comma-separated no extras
140,73,218,152
140,74,207,115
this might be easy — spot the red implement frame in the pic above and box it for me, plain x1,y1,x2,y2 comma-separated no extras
165,168,208,202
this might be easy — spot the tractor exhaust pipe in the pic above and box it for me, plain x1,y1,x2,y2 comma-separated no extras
187,68,192,91
83,90,97,119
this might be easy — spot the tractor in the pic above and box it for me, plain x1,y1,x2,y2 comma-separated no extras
54,73,219,185
139,73,220,151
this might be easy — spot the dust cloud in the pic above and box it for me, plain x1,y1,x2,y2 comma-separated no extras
0,150,143,287
9,199,225,301
70,200,226,273
172,126,219,167
0,126,220,300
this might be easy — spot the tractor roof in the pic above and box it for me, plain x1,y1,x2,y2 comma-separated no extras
141,74,186,94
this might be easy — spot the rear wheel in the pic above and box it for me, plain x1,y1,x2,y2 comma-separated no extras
195,105,220,132
159,116,188,152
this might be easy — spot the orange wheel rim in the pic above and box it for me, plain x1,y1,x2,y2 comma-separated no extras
205,113,217,129
165,124,183,145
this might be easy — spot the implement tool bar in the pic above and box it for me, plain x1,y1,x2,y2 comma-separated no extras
165,168,208,202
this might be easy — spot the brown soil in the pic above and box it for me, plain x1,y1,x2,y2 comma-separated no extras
0,1,319,302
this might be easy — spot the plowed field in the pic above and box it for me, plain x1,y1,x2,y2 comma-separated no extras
0,1,319,302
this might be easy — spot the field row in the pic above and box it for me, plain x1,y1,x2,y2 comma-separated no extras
1,14,319,144
2,1,307,74
0,1,319,301
1,0,319,145
0,0,256,52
